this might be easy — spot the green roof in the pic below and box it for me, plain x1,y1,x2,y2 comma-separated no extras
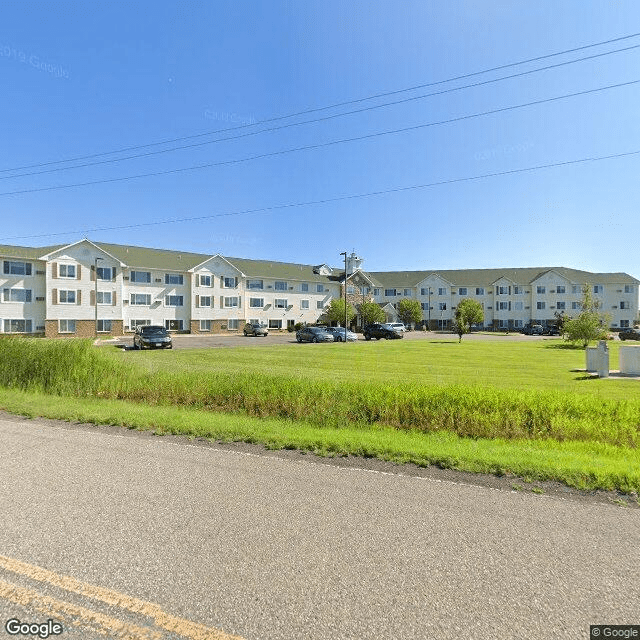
367,267,640,287
0,240,637,285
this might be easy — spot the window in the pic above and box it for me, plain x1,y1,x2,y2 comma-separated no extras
404,289,412,296
572,285,581,294
620,301,629,310
300,300,309,309
224,276,237,288
248,279,263,290
96,291,112,305
513,286,524,295
438,288,447,296
164,273,183,285
537,301,546,310
59,290,76,304
316,300,324,309
165,319,184,331
498,286,509,295
420,288,429,296
4,319,32,333
556,301,566,310
4,261,32,276
275,299,287,309
200,320,211,332
458,288,467,296
363,287,370,295
624,285,634,294
374,288,381,296
130,293,151,306
438,303,447,311
130,319,150,330
621,320,630,328
165,295,184,307
499,320,509,329
498,302,509,310
58,319,75,333
199,296,212,307
268,319,282,329
514,301,523,311
421,302,428,311
97,320,112,333
301,283,309,292
274,281,287,291
224,297,239,308
385,289,396,297
317,284,324,293
249,297,264,308
3,288,32,302
556,285,566,294
537,286,545,294
227,319,239,330
593,285,603,294
475,287,485,296
347,286,355,294
514,320,523,328
97,266,114,281
59,264,76,278
572,301,580,310
130,271,151,283
199,274,212,287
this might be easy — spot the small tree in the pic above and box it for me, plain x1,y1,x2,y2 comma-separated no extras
454,299,484,343
326,298,357,326
564,285,611,347
396,298,422,329
554,311,570,338
360,300,385,326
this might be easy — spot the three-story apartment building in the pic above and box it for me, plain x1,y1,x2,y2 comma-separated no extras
0,240,637,336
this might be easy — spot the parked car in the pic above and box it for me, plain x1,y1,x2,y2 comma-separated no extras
363,323,404,340
619,327,640,341
133,325,172,350
296,326,335,343
324,327,358,342
386,322,406,332
522,324,544,336
542,325,561,336
243,322,269,337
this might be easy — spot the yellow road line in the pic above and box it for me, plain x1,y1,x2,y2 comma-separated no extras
0,555,244,640
0,579,161,639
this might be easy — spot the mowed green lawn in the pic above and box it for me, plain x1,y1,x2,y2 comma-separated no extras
125,337,637,401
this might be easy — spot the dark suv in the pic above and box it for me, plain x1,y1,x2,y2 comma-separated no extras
133,325,173,350
522,324,543,336
363,323,403,340
619,327,640,341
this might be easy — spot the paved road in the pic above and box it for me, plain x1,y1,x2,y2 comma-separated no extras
0,414,638,639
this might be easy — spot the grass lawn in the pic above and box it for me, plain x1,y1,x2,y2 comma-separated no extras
0,336,638,493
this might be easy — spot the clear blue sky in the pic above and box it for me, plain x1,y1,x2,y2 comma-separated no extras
2,2,640,276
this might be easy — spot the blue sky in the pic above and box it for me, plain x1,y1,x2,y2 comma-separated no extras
1,1,640,276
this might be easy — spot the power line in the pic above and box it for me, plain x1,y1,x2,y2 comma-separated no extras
4,42,640,181
3,147,639,242
1,32,639,174
0,77,636,198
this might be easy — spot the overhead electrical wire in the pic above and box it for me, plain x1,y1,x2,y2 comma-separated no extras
1,31,639,174
3,147,639,242
0,77,636,197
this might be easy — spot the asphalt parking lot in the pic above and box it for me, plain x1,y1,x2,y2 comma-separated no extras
107,330,562,350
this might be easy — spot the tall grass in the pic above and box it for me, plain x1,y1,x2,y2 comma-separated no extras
1,337,639,448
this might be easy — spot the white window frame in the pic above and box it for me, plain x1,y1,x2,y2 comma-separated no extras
199,296,212,308
97,319,112,333
3,288,32,303
97,266,113,281
96,291,112,305
130,271,151,283
593,285,603,294
274,299,287,309
537,286,545,294
248,279,263,290
165,319,184,331
4,319,32,333
274,281,288,291
300,299,309,309
4,261,32,276
59,290,76,304
316,284,324,293
438,288,447,296
249,298,264,308
59,264,76,279
224,276,237,289
130,319,151,330
130,293,151,306
556,285,566,294
475,287,484,296
224,296,239,308
165,295,184,307
200,319,212,332
227,319,239,330
199,274,212,287
556,301,566,310
385,289,396,297
268,319,282,329
537,301,546,310
165,273,184,286
301,283,309,292
58,319,76,334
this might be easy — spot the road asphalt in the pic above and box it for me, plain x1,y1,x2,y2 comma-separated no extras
0,414,638,639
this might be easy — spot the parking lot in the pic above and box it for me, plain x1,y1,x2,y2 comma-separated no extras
106,329,561,351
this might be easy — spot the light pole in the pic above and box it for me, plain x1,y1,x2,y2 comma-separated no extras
428,288,431,330
340,251,347,340
94,257,103,337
